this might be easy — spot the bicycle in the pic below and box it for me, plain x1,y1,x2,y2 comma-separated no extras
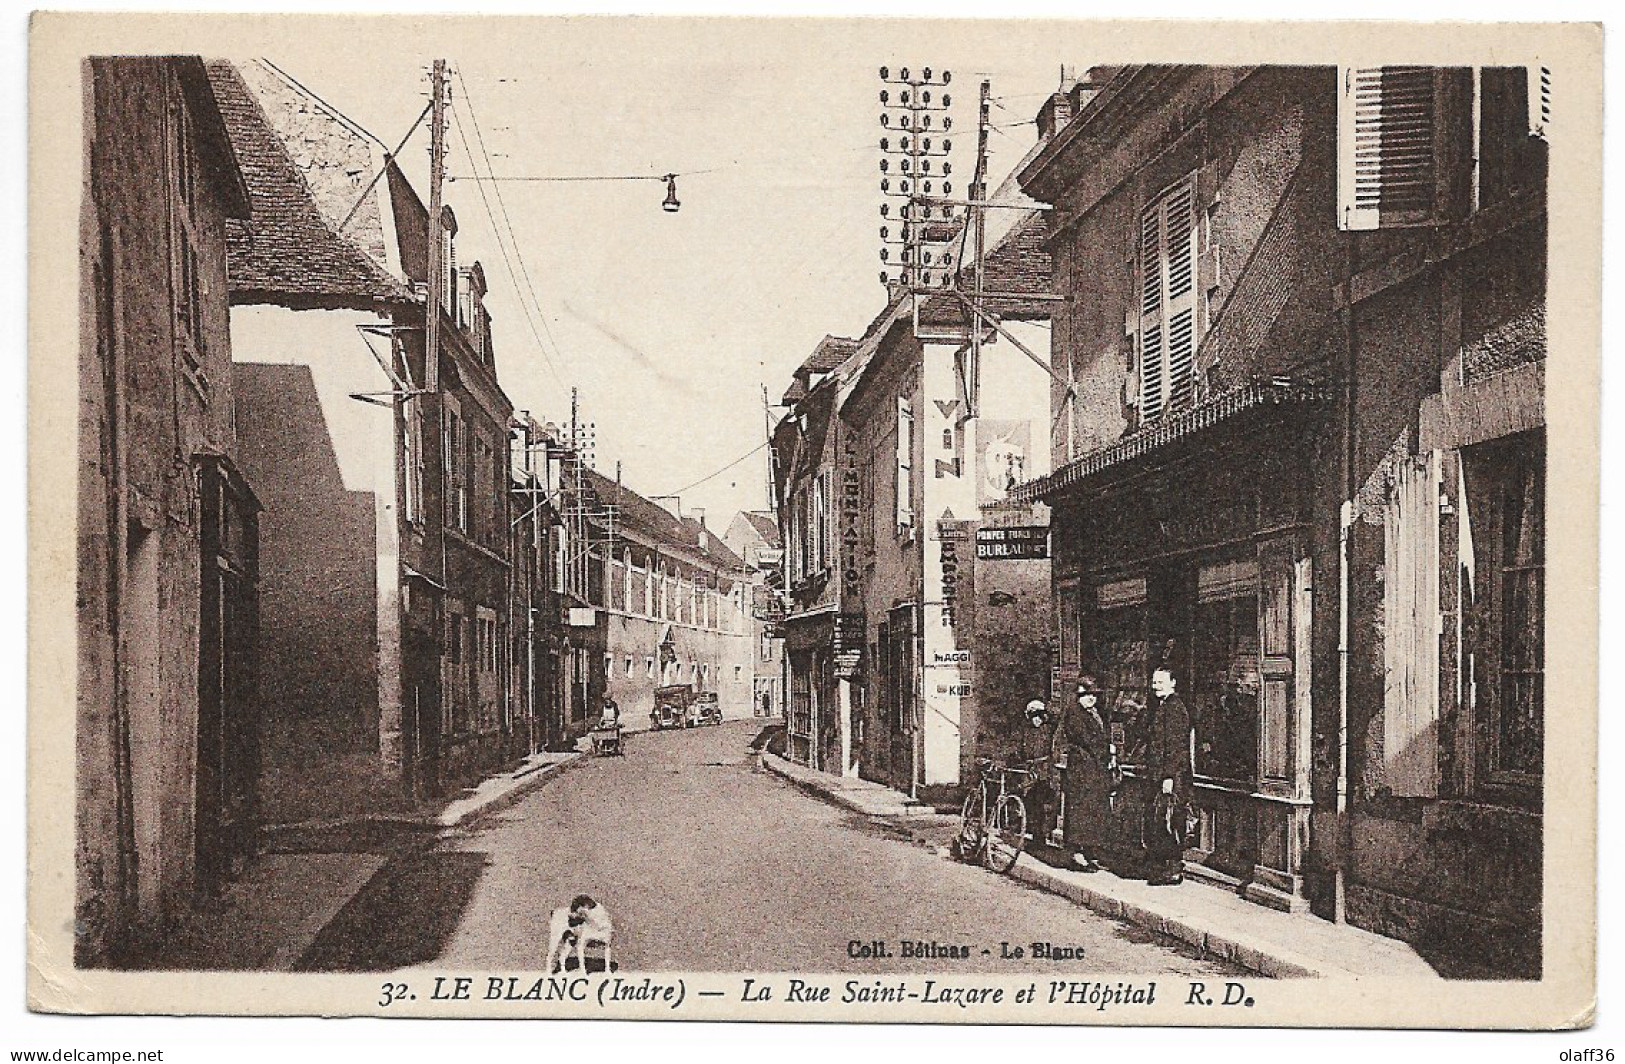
955,755,1047,874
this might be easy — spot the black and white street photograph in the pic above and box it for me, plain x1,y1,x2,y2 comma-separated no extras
26,10,1602,1034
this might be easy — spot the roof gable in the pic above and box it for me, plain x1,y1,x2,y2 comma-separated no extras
206,60,413,311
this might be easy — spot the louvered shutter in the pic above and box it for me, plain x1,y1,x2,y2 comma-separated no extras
1137,180,1198,422
1527,64,1551,140
1381,452,1441,796
1339,67,1443,230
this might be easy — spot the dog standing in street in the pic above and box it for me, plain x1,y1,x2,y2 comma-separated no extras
544,894,614,974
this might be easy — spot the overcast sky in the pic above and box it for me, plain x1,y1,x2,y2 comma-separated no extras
254,19,1088,526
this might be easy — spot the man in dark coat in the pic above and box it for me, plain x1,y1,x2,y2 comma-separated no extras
1056,675,1112,872
1141,666,1193,885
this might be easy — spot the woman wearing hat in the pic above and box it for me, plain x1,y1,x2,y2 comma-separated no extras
1055,674,1112,872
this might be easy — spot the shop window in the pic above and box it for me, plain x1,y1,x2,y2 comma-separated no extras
1057,578,1082,673
790,660,813,739
1190,560,1261,784
1135,178,1198,422
1463,431,1544,788
1090,578,1149,757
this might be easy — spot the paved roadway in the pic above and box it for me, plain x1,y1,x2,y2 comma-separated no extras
299,720,1241,976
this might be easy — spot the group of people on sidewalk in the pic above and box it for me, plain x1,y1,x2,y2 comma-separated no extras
1043,667,1193,887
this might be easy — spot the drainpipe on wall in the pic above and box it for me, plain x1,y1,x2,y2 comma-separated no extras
1336,498,1354,925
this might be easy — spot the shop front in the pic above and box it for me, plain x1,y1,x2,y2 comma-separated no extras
782,610,836,769
1042,387,1329,910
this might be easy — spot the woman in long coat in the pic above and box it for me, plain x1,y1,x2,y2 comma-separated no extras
1055,674,1113,872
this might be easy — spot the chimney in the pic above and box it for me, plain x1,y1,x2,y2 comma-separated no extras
1036,91,1074,141
1069,66,1121,115
653,495,682,520
692,508,708,550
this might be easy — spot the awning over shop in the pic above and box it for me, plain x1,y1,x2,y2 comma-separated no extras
1011,378,1333,504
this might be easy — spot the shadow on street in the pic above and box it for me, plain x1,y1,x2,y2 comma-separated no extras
295,848,490,971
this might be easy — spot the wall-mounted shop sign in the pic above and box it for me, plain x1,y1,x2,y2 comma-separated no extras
975,525,1049,561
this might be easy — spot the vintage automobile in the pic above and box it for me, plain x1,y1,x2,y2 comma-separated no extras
688,691,722,728
651,684,693,730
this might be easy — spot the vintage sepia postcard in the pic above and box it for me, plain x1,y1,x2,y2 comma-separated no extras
27,11,1601,1028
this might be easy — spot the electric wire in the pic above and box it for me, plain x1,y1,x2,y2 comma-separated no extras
453,68,574,387
446,74,569,391
661,441,771,498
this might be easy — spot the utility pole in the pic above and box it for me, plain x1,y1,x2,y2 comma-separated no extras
425,59,447,396
968,79,991,417
762,383,775,512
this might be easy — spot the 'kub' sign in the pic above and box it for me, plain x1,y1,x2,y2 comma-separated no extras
975,525,1048,560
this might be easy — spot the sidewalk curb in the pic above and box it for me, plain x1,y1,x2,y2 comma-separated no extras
763,752,1340,980
760,752,927,817
1005,859,1329,978
441,752,588,828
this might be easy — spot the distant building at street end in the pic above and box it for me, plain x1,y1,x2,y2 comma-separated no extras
568,470,756,732
724,511,786,719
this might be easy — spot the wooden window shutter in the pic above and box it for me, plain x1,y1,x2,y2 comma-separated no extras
1137,180,1198,422
1527,64,1551,140
1381,451,1442,796
1257,541,1297,785
1339,67,1446,230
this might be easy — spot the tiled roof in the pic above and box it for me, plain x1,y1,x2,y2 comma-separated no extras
580,467,746,572
918,212,1053,326
1011,378,1333,503
741,510,782,549
802,335,861,375
206,61,413,311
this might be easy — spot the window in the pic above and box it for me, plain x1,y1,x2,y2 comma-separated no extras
625,656,634,677
1338,67,1448,231
896,398,915,537
813,472,829,572
402,398,425,524
1479,67,1550,207
170,82,209,400
646,657,656,679
1057,578,1082,673
1190,561,1262,785
1340,66,1548,228
1527,65,1551,140
440,224,457,315
1463,432,1545,786
444,398,468,533
1091,578,1149,756
735,665,743,682
1136,178,1197,422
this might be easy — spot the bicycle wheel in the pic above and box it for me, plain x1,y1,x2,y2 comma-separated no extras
956,787,987,860
984,794,1027,874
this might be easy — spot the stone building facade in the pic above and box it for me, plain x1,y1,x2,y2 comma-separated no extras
1014,65,1548,975
77,57,256,964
